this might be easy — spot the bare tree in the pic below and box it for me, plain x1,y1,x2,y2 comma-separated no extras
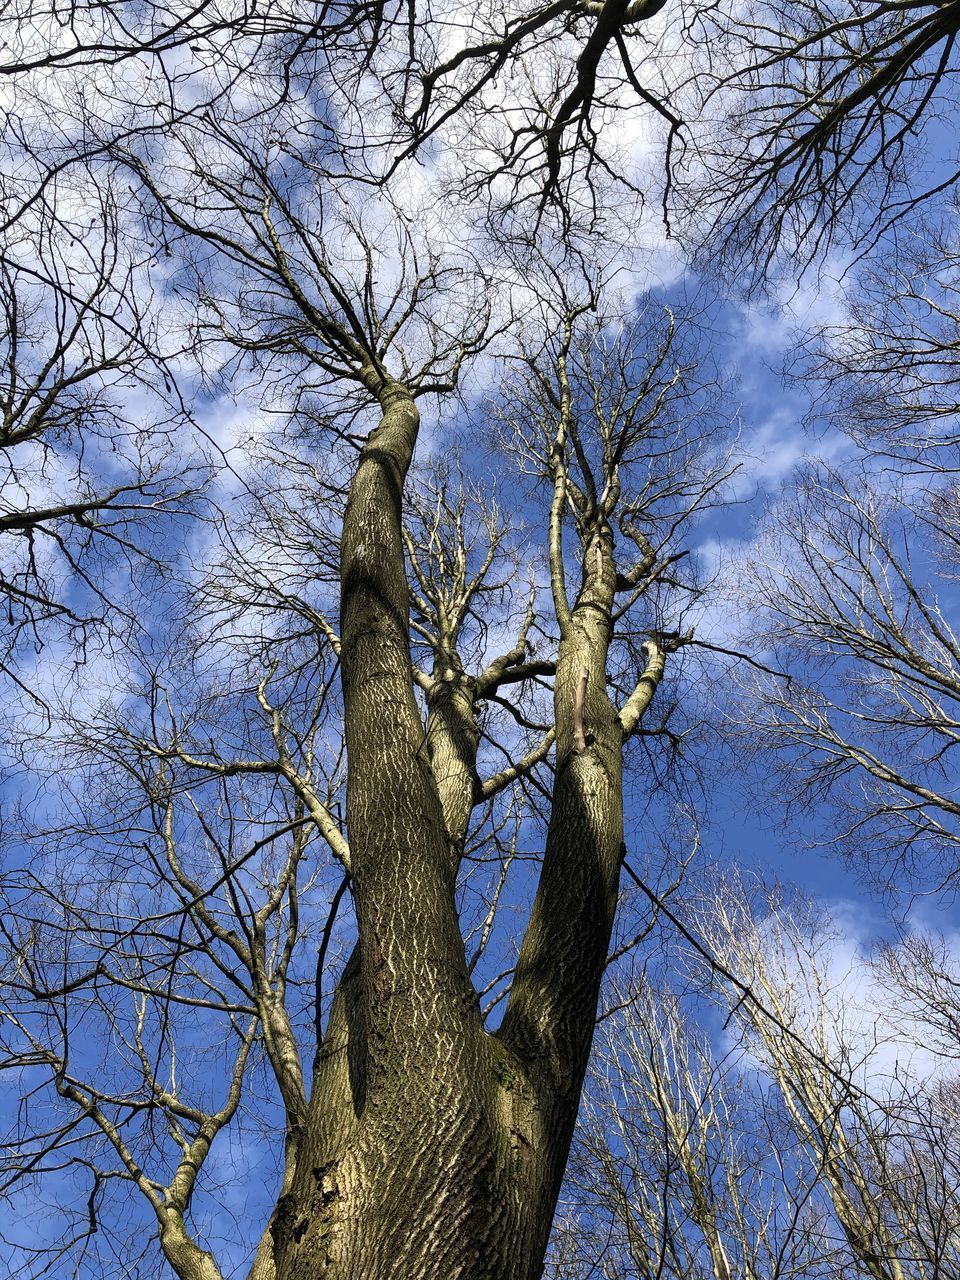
734,461,960,898
549,976,839,1280
695,882,960,1280
550,880,960,1280
678,0,960,266
11,0,959,1272
0,224,730,1276
0,154,208,708
0,16,725,1267
790,202,960,469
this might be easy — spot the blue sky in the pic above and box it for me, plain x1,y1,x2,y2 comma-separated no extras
0,8,959,1276
2,257,957,1276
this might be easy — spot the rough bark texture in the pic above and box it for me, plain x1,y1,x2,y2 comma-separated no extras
498,525,624,1271
273,383,516,1278
269,387,642,1280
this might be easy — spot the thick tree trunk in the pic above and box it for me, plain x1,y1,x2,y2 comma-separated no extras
497,526,624,1270
269,392,632,1280
271,383,518,1278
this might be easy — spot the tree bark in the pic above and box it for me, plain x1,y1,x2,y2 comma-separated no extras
497,525,626,1273
273,383,516,1278
270,398,642,1280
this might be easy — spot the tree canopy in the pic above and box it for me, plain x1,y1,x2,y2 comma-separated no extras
0,0,958,1277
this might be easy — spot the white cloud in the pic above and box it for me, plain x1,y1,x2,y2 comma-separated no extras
727,895,960,1098
730,412,851,498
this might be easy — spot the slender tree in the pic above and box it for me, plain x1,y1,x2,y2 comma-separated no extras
550,882,960,1280
736,463,960,897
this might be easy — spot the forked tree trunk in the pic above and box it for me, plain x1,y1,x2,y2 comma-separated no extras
270,384,633,1280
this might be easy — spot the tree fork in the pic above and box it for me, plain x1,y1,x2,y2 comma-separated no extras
273,384,526,1279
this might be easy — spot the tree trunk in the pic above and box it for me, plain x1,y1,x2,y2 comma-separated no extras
269,393,631,1280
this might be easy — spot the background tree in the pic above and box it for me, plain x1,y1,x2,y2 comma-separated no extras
549,978,836,1280
735,462,960,898
677,0,960,265
548,881,960,1280
0,152,207,709
791,201,960,469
